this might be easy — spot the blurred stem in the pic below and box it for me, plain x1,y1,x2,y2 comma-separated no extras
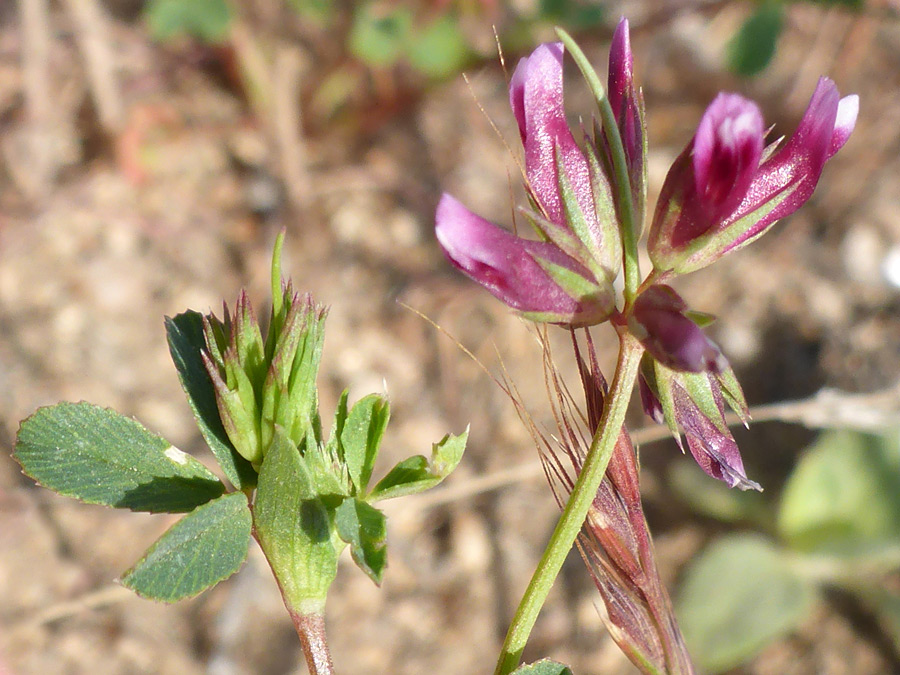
289,610,335,675
556,28,640,306
494,331,643,675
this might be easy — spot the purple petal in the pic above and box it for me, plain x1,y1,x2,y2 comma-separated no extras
673,382,760,491
693,93,764,224
435,193,586,317
630,285,724,373
508,43,597,237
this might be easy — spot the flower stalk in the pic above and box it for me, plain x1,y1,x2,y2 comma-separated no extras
494,330,644,675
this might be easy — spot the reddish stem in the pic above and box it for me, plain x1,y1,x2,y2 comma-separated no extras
289,610,335,675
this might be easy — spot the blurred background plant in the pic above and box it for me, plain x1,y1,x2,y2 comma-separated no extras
674,428,900,673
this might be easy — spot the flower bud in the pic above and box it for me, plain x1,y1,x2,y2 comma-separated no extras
628,284,724,373
649,79,857,274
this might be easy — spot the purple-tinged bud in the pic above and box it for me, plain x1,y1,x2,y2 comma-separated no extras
607,17,647,227
649,79,858,274
673,381,760,491
629,285,724,373
647,357,760,491
435,193,616,326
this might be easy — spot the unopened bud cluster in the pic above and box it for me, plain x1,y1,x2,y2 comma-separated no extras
202,268,325,467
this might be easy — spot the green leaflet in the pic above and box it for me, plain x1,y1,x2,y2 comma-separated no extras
121,492,251,602
335,497,388,584
15,402,224,513
341,394,390,495
368,429,467,501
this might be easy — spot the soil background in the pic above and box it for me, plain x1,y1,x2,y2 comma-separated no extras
1,1,900,674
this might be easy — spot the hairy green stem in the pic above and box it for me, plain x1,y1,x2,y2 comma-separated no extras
494,331,643,675
555,28,641,306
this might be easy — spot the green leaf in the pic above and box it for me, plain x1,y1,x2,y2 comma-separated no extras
727,3,784,77
144,0,232,43
15,402,224,513
341,394,390,495
677,534,816,673
347,5,413,68
368,429,467,501
166,312,256,490
778,430,900,554
254,430,339,611
335,497,387,585
120,491,251,602
512,659,574,675
405,14,470,79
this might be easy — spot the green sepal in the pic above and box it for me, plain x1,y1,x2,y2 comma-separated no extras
207,369,261,465
524,208,592,274
368,428,467,501
335,497,387,585
223,351,263,462
716,363,750,425
254,429,340,611
166,311,256,489
679,371,729,435
653,179,797,274
324,389,351,462
634,86,649,233
14,402,225,513
584,138,623,279
300,425,351,499
685,309,717,328
286,305,326,442
554,143,609,283
341,394,390,495
531,255,616,323
120,491,252,602
200,311,228,369
652,360,682,447
232,291,266,388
